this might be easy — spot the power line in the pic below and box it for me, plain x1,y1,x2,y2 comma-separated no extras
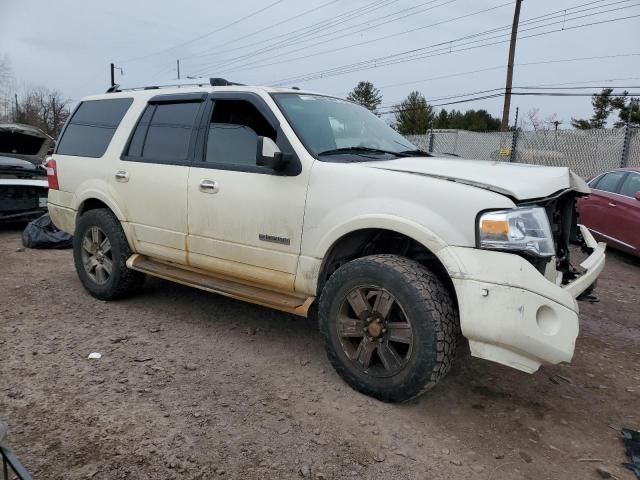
266,9,640,86
379,83,640,109
191,0,628,77
180,0,342,62
377,90,639,113
118,0,286,64
268,4,639,85
190,1,511,77
191,0,456,75
183,0,397,66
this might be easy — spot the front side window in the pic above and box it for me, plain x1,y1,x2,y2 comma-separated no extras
205,100,276,167
619,172,640,197
593,171,626,193
272,93,418,160
126,101,202,163
57,98,132,157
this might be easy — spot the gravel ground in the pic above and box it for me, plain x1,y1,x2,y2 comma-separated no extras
1,223,639,480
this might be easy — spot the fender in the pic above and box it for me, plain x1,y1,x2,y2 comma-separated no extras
295,214,464,295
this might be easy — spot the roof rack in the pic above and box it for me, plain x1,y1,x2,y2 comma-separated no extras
105,77,244,93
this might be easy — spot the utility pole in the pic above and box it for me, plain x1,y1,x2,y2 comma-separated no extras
110,63,115,87
500,0,523,132
177,60,181,80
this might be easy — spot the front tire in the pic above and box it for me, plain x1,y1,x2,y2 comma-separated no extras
318,255,458,403
73,208,145,300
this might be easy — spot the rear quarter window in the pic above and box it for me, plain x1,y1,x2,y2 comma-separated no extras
56,98,133,158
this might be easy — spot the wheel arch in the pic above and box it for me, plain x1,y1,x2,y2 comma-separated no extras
315,225,459,308
75,192,135,251
75,190,127,222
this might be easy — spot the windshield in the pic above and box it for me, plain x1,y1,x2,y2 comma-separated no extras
272,93,419,160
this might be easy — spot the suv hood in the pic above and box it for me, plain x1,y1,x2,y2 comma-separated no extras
362,156,589,200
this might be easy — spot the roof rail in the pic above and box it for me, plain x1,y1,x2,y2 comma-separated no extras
106,78,244,93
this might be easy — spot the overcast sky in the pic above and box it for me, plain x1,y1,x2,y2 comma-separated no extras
1,0,639,127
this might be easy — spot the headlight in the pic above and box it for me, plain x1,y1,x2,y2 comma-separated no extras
478,207,555,257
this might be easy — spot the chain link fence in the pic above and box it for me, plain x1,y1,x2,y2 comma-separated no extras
407,126,639,178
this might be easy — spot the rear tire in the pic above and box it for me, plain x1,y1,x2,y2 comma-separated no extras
73,208,145,300
318,255,458,403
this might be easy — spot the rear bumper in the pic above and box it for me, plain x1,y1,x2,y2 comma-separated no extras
48,202,76,234
440,229,606,373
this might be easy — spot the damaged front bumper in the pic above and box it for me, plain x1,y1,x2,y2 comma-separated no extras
439,225,606,373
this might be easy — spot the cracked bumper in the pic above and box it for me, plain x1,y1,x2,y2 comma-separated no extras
439,227,606,373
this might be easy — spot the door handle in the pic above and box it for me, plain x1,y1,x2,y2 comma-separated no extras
608,202,617,207
199,179,219,194
115,170,129,182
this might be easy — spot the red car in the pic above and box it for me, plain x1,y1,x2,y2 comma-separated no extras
577,167,640,257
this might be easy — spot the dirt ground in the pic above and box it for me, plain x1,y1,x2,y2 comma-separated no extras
1,223,639,480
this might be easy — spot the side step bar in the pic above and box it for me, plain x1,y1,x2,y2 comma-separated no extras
127,255,315,317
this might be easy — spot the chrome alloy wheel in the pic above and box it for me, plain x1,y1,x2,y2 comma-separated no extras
80,226,113,285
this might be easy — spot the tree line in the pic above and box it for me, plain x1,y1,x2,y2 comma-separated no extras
347,80,640,134
347,81,501,134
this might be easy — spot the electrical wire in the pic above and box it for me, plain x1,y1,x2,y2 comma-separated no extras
179,0,342,62
189,0,629,77
118,0,286,64
191,0,455,75
266,9,640,86
189,0,508,77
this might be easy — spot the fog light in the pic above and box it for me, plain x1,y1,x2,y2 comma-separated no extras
536,305,560,336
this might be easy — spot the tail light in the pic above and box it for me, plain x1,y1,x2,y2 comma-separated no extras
45,157,59,190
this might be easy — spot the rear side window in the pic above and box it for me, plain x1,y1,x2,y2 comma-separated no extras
619,172,640,197
126,101,202,163
56,98,132,157
593,171,626,193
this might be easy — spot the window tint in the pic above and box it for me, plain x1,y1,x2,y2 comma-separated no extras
57,98,132,157
593,171,626,193
127,106,153,157
620,173,640,197
205,100,276,166
126,101,201,163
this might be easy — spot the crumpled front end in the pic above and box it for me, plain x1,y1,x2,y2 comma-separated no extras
438,186,606,374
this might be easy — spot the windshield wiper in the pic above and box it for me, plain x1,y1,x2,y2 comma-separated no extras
317,147,410,158
398,149,431,157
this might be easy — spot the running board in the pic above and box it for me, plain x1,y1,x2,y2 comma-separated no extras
127,254,314,317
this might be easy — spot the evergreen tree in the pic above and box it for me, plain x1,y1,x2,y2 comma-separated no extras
434,108,449,129
347,81,383,114
392,91,434,135
571,88,616,129
612,92,640,127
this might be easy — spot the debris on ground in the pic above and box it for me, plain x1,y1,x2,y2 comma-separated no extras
549,374,573,385
22,214,73,249
621,428,640,479
87,352,101,359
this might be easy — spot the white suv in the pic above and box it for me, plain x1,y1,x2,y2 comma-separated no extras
47,79,605,402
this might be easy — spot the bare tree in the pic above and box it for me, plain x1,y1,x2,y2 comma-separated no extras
524,108,560,132
15,87,71,137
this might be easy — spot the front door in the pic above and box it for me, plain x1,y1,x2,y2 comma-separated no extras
187,93,309,292
110,94,206,264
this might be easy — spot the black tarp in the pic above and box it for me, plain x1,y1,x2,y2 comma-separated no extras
22,214,72,249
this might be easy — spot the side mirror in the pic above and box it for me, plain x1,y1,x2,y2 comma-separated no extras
256,137,289,170
635,191,640,201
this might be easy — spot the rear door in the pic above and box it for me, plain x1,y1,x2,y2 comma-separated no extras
111,93,206,264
